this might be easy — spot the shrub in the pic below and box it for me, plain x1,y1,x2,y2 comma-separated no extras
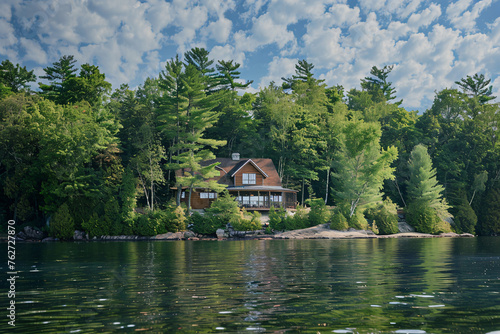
330,210,348,231
453,203,477,234
82,212,109,238
232,213,261,231
477,187,500,235
165,205,187,232
134,212,164,236
50,203,74,240
364,201,399,235
406,201,441,234
269,206,286,231
189,212,225,235
307,198,331,226
348,210,368,230
286,205,308,230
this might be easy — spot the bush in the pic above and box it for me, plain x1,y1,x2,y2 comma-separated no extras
453,203,477,234
165,205,187,232
82,212,110,238
269,206,286,231
232,211,262,231
189,212,225,235
330,210,348,231
364,201,399,235
50,203,74,240
348,210,368,230
477,187,500,235
134,212,164,236
406,201,441,234
286,205,308,230
307,198,331,226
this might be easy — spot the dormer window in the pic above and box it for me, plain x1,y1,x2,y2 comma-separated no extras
242,173,256,185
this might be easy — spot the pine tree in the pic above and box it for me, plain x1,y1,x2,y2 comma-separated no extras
159,59,226,211
406,144,451,228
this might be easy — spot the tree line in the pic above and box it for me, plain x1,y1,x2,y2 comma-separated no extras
1,49,499,238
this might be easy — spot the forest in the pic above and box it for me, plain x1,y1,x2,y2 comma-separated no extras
1,48,499,238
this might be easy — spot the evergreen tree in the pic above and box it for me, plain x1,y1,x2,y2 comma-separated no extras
478,187,500,235
406,144,451,227
331,120,398,217
215,60,253,91
360,65,402,105
159,58,226,210
0,59,36,93
455,73,496,104
39,55,78,103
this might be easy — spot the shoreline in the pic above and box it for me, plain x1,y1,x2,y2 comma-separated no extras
8,223,475,242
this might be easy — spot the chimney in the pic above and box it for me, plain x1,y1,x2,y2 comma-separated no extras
231,153,240,161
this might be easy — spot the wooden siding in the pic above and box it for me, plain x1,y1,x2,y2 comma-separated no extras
180,191,217,210
234,163,265,186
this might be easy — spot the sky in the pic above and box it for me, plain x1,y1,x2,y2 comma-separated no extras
0,0,499,111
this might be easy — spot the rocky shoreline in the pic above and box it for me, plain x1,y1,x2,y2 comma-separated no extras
10,224,475,242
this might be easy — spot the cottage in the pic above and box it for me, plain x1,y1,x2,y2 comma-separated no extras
176,153,298,210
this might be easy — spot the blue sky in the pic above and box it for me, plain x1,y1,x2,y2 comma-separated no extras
1,0,499,111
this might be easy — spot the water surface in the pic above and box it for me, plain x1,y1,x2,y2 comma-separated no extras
2,238,500,333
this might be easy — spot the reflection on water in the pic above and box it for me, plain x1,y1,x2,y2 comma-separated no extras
1,238,500,333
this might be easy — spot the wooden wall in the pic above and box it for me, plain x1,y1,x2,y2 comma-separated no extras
234,163,265,186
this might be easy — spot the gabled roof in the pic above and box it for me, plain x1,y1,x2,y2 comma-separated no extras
194,157,282,187
230,159,268,178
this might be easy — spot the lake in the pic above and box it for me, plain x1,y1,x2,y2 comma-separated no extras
2,238,500,333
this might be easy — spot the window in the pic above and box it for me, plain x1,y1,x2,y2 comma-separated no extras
242,173,256,184
200,192,217,199
181,191,185,199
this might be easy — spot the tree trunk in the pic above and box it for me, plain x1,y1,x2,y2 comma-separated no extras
187,186,193,215
325,167,330,204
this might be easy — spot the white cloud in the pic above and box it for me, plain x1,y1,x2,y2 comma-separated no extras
447,0,494,31
210,44,246,65
258,56,297,88
205,16,233,43
0,19,17,60
407,3,442,31
20,38,47,64
303,27,354,68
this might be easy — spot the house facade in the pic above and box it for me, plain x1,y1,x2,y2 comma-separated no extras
177,153,297,210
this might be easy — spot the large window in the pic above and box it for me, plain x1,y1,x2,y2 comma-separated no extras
242,173,256,185
200,192,217,199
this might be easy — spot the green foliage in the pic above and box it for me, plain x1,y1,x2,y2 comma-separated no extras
405,201,441,234
364,200,399,235
332,120,398,218
450,189,477,234
190,191,241,235
477,187,500,236
348,210,369,230
406,144,451,223
330,209,349,231
134,212,164,236
189,212,225,235
231,211,262,231
306,198,331,226
82,212,110,238
163,204,187,232
269,206,286,231
285,205,309,230
49,203,75,240
0,59,36,93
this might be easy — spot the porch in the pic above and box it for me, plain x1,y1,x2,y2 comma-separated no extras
228,189,297,210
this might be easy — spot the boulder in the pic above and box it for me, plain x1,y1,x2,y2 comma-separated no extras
398,221,415,233
73,230,88,240
23,226,44,240
216,228,226,239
